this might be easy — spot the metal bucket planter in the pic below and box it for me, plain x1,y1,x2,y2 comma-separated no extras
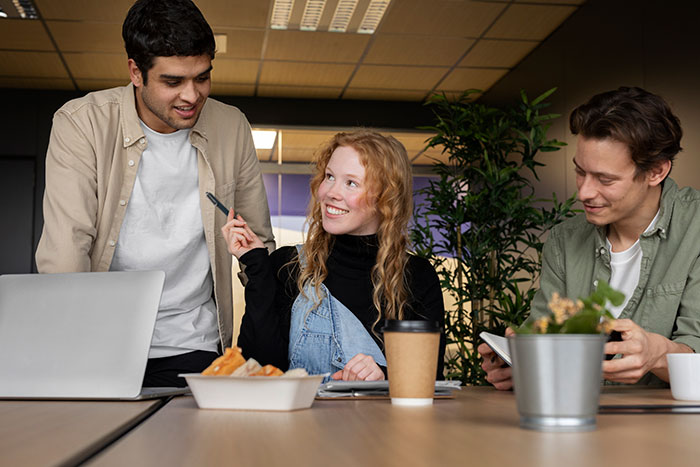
509,334,606,432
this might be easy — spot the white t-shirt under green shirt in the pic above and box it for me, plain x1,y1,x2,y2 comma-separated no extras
606,210,660,318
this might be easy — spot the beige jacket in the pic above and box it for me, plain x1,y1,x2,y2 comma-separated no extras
36,83,275,349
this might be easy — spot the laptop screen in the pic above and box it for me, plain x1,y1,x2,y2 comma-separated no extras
0,271,165,399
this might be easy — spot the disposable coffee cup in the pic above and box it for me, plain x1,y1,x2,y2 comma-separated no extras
668,353,700,401
382,320,440,407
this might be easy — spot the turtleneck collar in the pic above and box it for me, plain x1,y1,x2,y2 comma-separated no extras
329,234,378,270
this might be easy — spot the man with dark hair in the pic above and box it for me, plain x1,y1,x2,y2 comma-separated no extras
36,0,275,387
479,87,700,389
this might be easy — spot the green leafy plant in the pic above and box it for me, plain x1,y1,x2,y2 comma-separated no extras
411,88,577,385
518,280,625,334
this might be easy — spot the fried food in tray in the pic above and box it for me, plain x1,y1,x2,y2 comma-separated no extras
201,347,306,377
201,347,246,375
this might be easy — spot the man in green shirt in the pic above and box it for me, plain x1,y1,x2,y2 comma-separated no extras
479,87,700,389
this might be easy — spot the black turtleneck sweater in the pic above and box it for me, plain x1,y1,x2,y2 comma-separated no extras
237,234,445,377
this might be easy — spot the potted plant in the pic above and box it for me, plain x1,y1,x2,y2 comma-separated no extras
509,280,625,431
411,88,577,385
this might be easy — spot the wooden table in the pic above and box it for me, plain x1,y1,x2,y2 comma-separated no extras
0,399,164,467
88,387,700,467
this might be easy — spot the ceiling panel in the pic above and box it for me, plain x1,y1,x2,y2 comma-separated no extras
364,35,474,67
258,85,342,99
279,129,335,162
343,88,428,101
0,51,68,77
212,29,265,60
485,4,577,41
210,58,259,84
379,0,506,37
349,65,448,90
438,67,509,92
0,76,74,89
460,39,538,68
0,19,53,51
265,30,370,63
63,52,128,80
0,0,584,101
514,0,585,3
47,21,124,53
196,0,270,29
211,83,255,96
35,0,133,22
260,62,355,87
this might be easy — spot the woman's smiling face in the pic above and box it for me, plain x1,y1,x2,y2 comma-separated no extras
317,145,380,236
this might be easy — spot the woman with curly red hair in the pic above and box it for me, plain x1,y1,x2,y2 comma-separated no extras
224,130,445,381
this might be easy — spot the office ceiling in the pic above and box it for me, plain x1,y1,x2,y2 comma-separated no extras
0,0,584,167
0,0,583,100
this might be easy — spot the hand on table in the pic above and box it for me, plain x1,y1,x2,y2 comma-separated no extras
603,318,691,384
221,210,264,259
331,353,385,381
477,327,514,391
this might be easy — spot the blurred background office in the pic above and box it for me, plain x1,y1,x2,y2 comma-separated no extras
2,0,699,277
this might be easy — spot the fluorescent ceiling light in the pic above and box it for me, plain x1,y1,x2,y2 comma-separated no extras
12,0,38,19
252,130,278,150
358,0,391,34
270,0,294,30
329,0,358,33
300,0,326,32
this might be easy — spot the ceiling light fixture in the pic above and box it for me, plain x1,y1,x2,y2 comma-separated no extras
270,0,294,30
328,0,358,33
0,8,7,18
357,0,391,34
12,0,38,19
252,130,278,150
300,0,326,32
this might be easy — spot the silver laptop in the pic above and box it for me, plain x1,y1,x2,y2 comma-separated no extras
0,271,187,400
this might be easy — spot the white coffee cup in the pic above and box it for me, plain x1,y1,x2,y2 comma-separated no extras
667,353,700,401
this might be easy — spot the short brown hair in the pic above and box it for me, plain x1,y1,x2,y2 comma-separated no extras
569,87,682,176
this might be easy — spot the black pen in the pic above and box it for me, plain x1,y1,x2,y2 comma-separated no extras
205,192,229,217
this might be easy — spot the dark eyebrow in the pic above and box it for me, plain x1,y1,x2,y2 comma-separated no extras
572,158,618,179
159,66,213,81
197,66,213,77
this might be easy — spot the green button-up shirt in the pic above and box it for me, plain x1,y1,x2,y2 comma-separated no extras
530,178,700,385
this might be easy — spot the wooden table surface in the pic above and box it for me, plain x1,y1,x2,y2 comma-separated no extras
88,387,700,467
0,398,164,467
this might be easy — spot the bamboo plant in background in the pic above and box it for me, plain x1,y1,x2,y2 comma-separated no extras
411,88,577,386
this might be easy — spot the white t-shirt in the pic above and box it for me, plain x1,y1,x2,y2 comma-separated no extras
110,121,219,358
607,210,660,318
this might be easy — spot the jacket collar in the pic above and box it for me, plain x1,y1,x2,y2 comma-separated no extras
645,177,677,240
118,82,210,147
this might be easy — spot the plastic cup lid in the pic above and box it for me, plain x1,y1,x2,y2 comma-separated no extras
382,319,440,333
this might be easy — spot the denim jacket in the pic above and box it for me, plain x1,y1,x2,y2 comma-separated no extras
530,178,700,385
288,246,386,380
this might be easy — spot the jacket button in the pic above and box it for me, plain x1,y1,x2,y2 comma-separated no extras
124,137,130,143
119,200,126,206
109,240,116,247
128,160,135,167
337,357,342,362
